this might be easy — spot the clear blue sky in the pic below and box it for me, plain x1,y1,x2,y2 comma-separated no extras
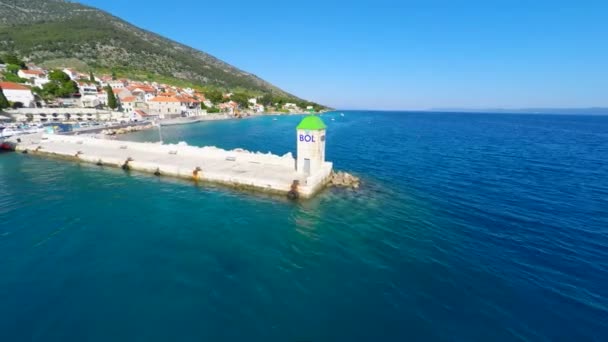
80,0,607,110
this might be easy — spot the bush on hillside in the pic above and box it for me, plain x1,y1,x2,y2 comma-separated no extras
2,73,27,83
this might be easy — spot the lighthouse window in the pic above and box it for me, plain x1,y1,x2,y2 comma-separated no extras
321,135,325,141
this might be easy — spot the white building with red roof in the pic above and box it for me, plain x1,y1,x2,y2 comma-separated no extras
219,101,238,115
112,88,133,100
147,96,182,118
176,95,202,117
108,80,126,89
0,82,35,107
99,75,113,85
129,109,157,121
18,69,45,79
18,69,49,87
252,104,265,113
120,95,147,114
147,95,201,118
127,84,157,102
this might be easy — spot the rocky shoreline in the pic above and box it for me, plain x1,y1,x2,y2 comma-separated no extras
101,124,155,136
328,171,361,189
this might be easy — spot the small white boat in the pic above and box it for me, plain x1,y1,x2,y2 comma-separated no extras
340,113,345,117
0,127,20,138
23,124,44,134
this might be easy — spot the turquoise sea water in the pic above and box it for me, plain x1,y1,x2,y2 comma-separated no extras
1,111,607,341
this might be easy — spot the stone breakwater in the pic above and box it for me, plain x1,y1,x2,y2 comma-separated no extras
8,133,335,199
329,171,361,189
101,124,154,136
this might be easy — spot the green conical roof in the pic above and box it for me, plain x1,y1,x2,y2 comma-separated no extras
297,115,327,130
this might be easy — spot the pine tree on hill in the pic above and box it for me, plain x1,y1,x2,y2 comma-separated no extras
0,86,10,109
2,54,26,69
105,85,117,109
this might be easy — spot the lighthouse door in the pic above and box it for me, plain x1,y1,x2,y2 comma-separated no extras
303,158,311,175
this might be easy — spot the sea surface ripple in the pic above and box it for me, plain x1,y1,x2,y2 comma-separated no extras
0,111,607,341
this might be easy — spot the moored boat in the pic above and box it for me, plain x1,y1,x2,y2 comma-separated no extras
0,126,20,138
0,123,44,139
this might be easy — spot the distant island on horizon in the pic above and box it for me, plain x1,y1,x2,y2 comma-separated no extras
334,108,608,115
426,107,608,115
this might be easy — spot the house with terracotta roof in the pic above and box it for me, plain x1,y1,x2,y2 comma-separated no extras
18,69,45,79
120,95,147,114
0,82,35,107
252,104,265,113
147,96,183,119
127,84,156,93
112,88,133,100
283,103,299,110
193,92,206,100
196,93,212,108
157,91,177,97
146,95,201,118
142,92,156,102
128,84,157,102
99,75,113,86
129,109,158,121
176,95,202,117
219,101,239,115
108,80,126,89
18,69,49,87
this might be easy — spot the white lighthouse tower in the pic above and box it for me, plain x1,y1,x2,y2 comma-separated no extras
296,115,327,175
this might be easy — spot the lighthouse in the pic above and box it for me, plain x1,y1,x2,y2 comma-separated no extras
296,115,327,175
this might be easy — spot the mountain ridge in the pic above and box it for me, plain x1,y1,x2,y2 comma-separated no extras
0,0,310,103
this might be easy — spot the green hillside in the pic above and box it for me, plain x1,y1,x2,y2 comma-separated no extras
0,0,320,106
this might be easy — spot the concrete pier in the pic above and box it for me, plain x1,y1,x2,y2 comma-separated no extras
6,128,334,198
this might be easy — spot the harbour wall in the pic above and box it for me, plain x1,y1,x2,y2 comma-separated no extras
12,134,332,199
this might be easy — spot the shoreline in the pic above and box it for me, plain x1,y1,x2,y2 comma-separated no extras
106,111,319,137
71,111,328,141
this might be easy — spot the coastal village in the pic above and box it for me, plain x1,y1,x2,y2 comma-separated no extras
0,56,358,199
0,57,316,128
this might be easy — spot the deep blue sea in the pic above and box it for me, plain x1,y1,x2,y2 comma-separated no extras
1,111,607,341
